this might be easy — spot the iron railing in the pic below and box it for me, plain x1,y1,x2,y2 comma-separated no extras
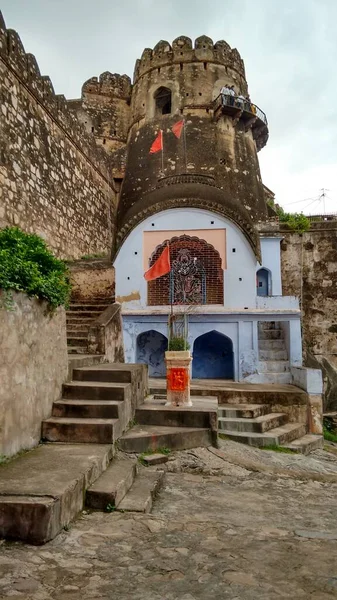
213,94,268,126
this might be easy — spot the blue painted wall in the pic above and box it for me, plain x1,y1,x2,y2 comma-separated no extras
192,330,234,379
136,330,168,377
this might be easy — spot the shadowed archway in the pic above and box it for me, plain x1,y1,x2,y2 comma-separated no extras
136,330,168,377
192,330,234,379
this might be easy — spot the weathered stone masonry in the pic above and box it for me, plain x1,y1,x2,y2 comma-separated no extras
0,14,116,259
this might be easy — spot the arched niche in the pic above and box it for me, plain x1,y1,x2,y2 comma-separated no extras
192,330,234,379
256,267,272,296
136,330,168,377
154,86,172,116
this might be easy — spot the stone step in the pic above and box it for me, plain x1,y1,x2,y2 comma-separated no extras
66,316,95,325
217,384,307,406
67,329,88,339
220,422,307,447
281,434,324,454
67,346,89,354
259,329,283,340
67,336,88,347
218,412,287,433
218,403,271,419
259,340,286,350
41,417,120,444
73,367,133,384
117,469,165,513
68,304,110,311
135,405,216,429
0,444,113,544
119,425,212,453
259,360,290,373
258,322,282,330
259,349,288,360
254,373,292,384
63,381,131,401
67,311,104,319
52,399,121,420
86,458,137,510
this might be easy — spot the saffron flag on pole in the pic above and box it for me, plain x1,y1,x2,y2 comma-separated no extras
171,119,184,139
144,245,171,281
149,130,163,154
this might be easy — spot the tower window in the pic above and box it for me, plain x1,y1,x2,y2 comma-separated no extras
154,86,172,115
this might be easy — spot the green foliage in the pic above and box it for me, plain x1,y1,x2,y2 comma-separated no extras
269,202,310,233
0,227,71,308
168,336,190,351
260,444,296,453
105,503,116,513
323,426,337,444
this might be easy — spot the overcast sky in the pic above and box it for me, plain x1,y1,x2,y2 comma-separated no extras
2,0,337,214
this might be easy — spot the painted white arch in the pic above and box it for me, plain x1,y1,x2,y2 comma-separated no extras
114,207,259,310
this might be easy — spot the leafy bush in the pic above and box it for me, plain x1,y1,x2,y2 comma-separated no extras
168,336,190,351
268,201,310,233
0,227,71,308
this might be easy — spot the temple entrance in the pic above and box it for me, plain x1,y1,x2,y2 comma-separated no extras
136,330,168,377
192,330,234,379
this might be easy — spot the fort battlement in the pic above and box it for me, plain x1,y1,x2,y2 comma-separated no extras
0,11,110,180
133,35,246,82
82,72,132,101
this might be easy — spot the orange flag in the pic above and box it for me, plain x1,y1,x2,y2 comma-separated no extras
172,120,184,139
150,130,163,154
144,245,171,281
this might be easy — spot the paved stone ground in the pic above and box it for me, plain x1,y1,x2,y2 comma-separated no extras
1,441,337,599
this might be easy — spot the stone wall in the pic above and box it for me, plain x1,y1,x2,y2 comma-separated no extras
0,292,68,457
69,258,115,303
280,221,337,410
0,13,116,260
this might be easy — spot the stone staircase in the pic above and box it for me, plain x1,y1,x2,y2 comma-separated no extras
218,403,323,453
247,322,292,384
42,364,145,444
66,299,112,354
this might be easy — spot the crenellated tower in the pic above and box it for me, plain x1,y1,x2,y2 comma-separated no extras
116,36,269,260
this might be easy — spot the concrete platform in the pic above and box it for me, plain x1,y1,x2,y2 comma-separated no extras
119,425,213,453
0,443,113,544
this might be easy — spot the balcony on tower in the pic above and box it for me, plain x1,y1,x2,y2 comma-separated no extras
213,93,268,151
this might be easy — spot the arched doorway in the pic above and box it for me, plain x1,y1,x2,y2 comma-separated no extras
256,267,271,296
136,330,168,377
192,331,234,379
154,87,172,115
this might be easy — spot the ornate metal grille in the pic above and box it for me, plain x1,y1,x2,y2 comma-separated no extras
169,248,206,305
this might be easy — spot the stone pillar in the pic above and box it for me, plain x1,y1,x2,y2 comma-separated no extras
165,350,192,407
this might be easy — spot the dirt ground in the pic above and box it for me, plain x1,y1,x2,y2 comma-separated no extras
1,440,337,600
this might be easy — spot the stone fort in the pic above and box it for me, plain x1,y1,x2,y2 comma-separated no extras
0,11,336,409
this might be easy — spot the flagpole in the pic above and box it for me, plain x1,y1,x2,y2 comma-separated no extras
161,130,164,175
183,119,187,173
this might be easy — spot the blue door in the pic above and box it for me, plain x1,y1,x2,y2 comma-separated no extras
192,331,234,379
136,330,168,377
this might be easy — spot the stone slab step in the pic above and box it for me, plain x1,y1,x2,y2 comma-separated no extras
67,311,104,319
73,366,134,384
219,422,307,447
68,304,109,311
258,322,282,330
0,443,113,544
259,349,288,360
52,399,121,419
259,340,286,350
42,417,120,444
259,329,283,340
66,316,95,324
135,405,216,429
86,458,137,510
218,412,287,433
256,373,292,384
63,381,131,401
67,355,106,380
217,384,307,406
67,330,88,339
218,404,270,419
118,469,165,513
281,434,324,454
119,425,212,453
259,360,290,373
67,336,88,347
67,346,89,354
